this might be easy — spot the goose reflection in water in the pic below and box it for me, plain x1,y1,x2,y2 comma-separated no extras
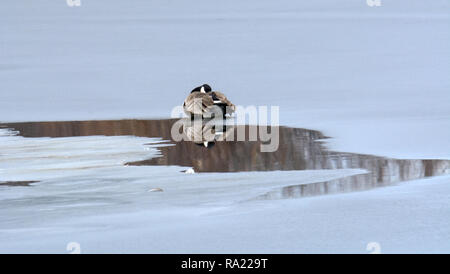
2,119,449,199
179,118,234,148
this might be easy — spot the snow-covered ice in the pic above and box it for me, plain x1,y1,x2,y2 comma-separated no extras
0,0,449,253
0,128,368,252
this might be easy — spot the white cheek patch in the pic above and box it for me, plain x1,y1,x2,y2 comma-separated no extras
200,86,206,93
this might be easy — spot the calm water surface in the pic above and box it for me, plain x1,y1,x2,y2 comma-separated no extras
1,119,449,198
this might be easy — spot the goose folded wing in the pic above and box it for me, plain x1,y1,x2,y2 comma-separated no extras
212,91,235,113
183,92,215,115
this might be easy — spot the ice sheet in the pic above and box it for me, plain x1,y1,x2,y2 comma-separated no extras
1,0,449,158
0,0,449,253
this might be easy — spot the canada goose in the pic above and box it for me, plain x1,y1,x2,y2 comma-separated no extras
183,84,235,118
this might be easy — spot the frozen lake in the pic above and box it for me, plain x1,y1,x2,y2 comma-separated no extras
1,119,449,253
0,0,449,253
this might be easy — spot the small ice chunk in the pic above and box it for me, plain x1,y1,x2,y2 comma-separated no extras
148,188,163,192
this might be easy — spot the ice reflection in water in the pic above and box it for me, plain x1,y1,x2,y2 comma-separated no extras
1,119,449,198
0,181,38,187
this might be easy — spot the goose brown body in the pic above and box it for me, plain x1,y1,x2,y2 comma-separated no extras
183,84,235,117
183,92,215,116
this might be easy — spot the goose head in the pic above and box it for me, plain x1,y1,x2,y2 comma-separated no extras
191,84,212,93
